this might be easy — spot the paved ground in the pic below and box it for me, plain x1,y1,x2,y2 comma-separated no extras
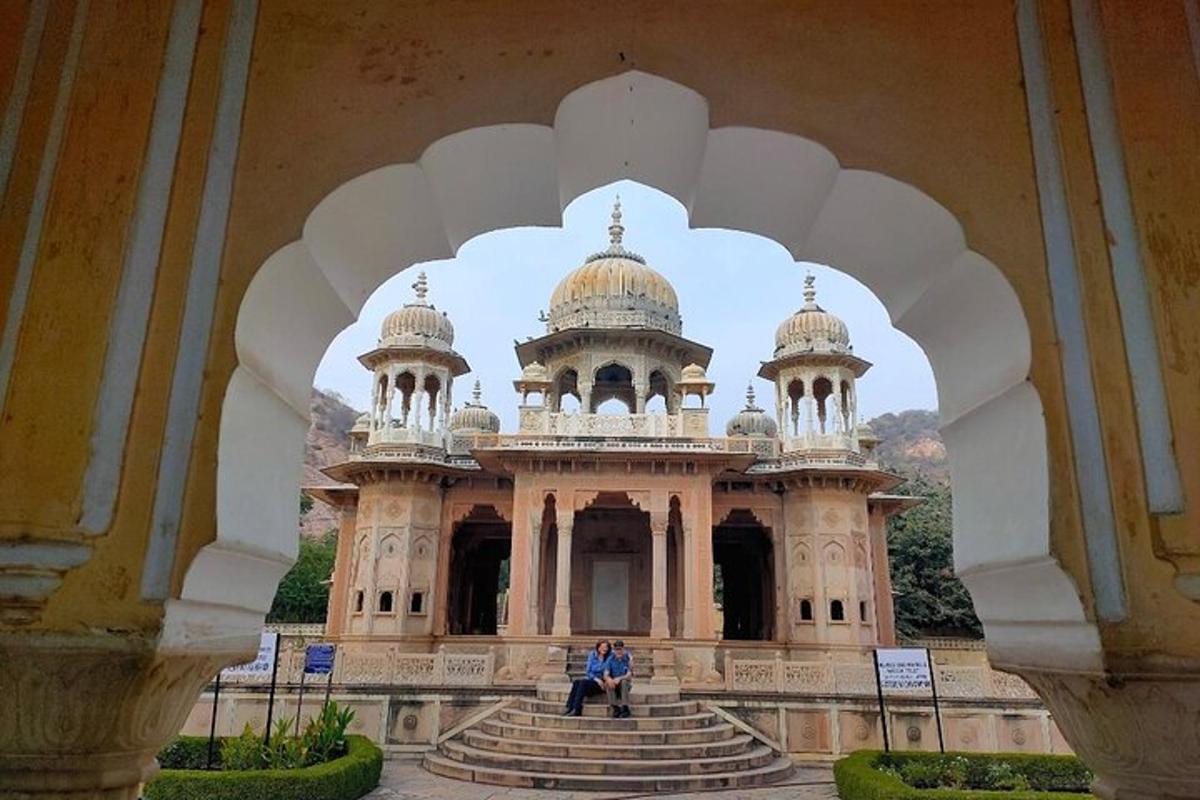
371,759,839,800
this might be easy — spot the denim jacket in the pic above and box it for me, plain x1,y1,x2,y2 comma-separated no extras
585,650,609,681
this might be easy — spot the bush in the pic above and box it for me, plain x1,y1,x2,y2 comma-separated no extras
835,751,1093,799
145,735,382,800
158,737,217,770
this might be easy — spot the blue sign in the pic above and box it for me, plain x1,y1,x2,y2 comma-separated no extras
304,643,336,675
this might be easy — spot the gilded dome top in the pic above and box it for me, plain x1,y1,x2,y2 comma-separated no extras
774,273,851,357
449,381,501,434
547,199,682,335
726,384,779,438
380,271,455,349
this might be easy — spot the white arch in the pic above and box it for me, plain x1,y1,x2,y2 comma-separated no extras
173,70,1100,675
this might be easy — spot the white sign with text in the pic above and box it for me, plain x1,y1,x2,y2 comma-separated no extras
222,632,278,677
875,648,932,690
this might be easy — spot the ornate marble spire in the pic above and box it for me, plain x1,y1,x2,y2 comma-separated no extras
608,195,624,248
412,270,429,304
803,272,817,310
745,382,757,409
471,379,483,405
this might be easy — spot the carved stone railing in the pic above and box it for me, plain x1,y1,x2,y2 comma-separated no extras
366,425,449,448
723,654,1038,702
222,642,495,688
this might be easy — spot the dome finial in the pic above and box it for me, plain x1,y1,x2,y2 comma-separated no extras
608,195,624,248
472,379,482,405
803,272,817,309
412,270,429,304
745,382,757,409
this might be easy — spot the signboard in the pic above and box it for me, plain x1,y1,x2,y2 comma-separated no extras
875,647,933,690
304,643,337,675
222,632,278,678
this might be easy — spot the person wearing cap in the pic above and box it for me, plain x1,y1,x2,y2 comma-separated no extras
603,639,633,718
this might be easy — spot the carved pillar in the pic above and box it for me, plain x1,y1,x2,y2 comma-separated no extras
552,511,575,636
650,513,670,638
579,381,593,414
413,368,427,431
635,383,649,414
0,633,234,800
526,508,543,634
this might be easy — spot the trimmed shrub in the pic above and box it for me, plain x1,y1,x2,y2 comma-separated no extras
145,735,382,800
158,737,218,770
835,751,1094,799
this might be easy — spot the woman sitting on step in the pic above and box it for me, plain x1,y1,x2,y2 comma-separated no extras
603,639,633,718
562,639,611,716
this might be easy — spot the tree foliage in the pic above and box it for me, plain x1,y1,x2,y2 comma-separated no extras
886,473,982,640
268,530,337,623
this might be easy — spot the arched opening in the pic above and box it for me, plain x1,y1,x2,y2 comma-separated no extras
394,371,416,427
800,598,814,622
787,378,805,436
712,509,775,641
647,369,671,414
840,379,853,432
553,368,580,413
590,363,635,413
830,599,846,622
378,591,393,613
537,494,558,634
812,376,833,434
447,505,512,635
211,70,1089,735
571,492,658,635
422,373,440,429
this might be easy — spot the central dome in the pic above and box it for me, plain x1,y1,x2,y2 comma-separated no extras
380,271,455,349
547,199,681,335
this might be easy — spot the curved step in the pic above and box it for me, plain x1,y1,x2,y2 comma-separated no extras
423,751,796,792
536,685,681,704
479,717,737,745
461,729,754,760
440,739,777,776
518,697,700,718
500,708,716,731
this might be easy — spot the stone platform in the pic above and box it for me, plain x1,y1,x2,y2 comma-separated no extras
422,684,795,791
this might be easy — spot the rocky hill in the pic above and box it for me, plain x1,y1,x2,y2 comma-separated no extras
865,409,948,482
300,388,360,537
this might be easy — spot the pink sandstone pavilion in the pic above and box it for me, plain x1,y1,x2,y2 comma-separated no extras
311,201,914,683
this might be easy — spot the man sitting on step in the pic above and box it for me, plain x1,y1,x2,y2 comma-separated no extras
603,640,633,718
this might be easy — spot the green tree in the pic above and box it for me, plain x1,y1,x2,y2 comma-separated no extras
268,530,337,623
886,473,983,640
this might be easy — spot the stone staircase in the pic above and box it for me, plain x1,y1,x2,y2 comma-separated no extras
423,683,795,791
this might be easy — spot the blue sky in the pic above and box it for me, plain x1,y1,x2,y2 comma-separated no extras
313,180,937,428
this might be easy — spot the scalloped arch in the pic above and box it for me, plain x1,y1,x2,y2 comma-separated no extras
183,70,1100,675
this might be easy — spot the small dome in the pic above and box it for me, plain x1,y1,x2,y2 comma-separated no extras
726,384,778,438
547,199,681,335
680,363,708,381
450,381,501,433
521,361,550,382
380,271,454,348
774,274,851,357
352,413,371,430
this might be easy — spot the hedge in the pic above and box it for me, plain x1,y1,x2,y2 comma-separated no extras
834,751,1094,800
145,735,382,800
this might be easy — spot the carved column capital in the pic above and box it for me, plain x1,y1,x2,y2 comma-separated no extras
1018,667,1200,799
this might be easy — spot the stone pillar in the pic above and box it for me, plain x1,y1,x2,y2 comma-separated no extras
0,633,234,800
635,382,649,414
551,511,575,636
650,514,670,638
579,380,593,414
1018,669,1200,800
526,508,543,634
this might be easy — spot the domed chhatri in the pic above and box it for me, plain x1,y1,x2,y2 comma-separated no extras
726,384,779,438
380,271,455,349
547,198,682,335
449,381,501,434
774,273,851,357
